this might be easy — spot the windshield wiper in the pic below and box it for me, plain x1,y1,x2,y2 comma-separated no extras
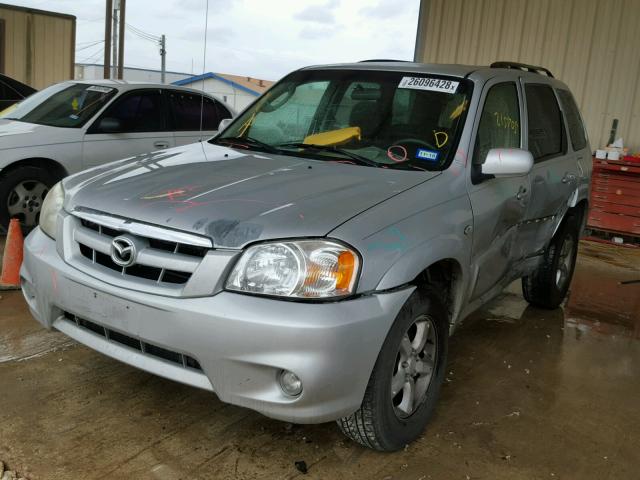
277,142,379,167
213,136,281,154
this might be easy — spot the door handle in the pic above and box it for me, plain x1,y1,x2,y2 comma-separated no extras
153,141,169,148
562,173,576,184
516,185,528,200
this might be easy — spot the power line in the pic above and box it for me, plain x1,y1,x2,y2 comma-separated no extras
78,44,105,64
125,22,161,43
77,38,104,46
76,40,105,51
127,28,160,44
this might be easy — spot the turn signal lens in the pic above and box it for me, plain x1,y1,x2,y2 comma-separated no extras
226,240,360,299
335,251,356,290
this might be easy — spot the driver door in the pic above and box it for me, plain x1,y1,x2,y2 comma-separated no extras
467,77,532,301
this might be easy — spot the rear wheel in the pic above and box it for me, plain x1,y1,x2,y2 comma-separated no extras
337,289,448,451
0,166,59,232
522,215,579,309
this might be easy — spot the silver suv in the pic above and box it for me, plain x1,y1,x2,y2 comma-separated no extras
21,61,591,451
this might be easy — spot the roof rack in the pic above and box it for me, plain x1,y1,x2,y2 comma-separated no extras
490,61,554,78
359,59,409,63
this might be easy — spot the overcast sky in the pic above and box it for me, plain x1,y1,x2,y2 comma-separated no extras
10,0,420,81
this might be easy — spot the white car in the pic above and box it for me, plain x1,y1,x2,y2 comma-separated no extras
0,80,234,231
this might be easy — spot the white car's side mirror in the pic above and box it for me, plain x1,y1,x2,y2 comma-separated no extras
482,148,534,177
218,118,232,132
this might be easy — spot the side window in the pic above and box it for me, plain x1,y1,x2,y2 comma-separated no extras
556,89,587,151
98,90,164,133
525,84,565,161
473,82,521,165
168,90,223,131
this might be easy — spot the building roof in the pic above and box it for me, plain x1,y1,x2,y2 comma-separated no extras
172,72,274,96
76,63,192,78
0,3,76,21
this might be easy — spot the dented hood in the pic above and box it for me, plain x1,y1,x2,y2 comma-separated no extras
65,142,437,249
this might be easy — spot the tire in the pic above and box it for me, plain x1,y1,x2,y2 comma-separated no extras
338,288,449,451
522,215,579,309
0,166,59,233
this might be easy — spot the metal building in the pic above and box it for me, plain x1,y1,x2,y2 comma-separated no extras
0,3,76,89
173,72,274,111
415,0,640,151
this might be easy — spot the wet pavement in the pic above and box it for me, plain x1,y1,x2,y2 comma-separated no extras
0,240,638,479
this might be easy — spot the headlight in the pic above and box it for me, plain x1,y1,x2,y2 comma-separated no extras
39,181,64,239
226,240,360,299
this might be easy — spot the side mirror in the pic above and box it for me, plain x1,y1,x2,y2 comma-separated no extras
98,117,123,133
482,148,533,177
218,118,232,132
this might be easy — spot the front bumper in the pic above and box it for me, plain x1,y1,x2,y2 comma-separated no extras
21,227,413,423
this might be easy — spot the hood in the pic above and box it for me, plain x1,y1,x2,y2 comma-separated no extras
0,119,83,150
65,142,439,249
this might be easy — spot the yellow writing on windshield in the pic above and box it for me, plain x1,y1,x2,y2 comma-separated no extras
449,99,468,120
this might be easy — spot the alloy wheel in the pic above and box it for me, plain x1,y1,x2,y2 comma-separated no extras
7,180,49,227
391,314,438,418
555,234,575,289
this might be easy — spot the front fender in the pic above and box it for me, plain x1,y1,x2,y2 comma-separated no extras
376,234,469,291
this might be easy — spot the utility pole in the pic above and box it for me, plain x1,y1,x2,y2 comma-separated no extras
111,0,119,78
160,34,166,83
117,0,126,79
103,0,112,79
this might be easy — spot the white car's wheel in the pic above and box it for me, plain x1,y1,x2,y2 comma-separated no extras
0,166,59,232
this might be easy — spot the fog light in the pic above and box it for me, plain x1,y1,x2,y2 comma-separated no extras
279,370,303,396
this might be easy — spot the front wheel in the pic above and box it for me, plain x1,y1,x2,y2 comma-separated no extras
0,166,59,232
337,289,449,451
522,215,579,309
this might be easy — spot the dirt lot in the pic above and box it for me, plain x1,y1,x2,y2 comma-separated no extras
1,240,639,479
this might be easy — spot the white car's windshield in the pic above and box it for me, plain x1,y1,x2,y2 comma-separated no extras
0,83,117,128
214,69,472,170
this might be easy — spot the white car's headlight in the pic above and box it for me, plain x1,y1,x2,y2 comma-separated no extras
39,181,64,239
226,240,360,299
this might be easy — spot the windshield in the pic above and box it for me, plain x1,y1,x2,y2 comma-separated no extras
214,69,472,170
0,83,117,128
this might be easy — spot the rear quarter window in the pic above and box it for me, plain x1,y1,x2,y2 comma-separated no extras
556,89,587,151
167,90,227,131
525,84,565,161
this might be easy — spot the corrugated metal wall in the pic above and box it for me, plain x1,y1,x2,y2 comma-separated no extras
0,5,75,89
415,0,640,151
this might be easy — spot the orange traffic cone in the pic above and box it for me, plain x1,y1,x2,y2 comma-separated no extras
0,218,24,290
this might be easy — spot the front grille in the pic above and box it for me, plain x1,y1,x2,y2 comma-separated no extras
64,312,202,371
74,218,208,285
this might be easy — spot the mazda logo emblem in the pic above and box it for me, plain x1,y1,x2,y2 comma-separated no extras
110,236,137,267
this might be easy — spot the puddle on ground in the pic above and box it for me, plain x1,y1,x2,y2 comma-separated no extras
565,241,640,339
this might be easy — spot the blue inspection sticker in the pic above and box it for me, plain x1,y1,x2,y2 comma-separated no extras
416,148,440,162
